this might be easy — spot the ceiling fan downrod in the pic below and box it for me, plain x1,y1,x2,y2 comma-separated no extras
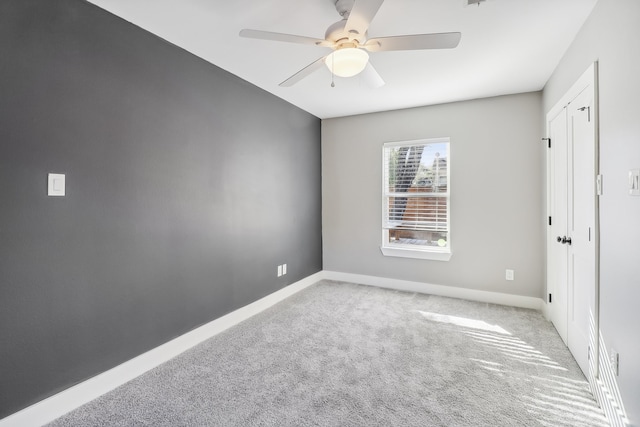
333,0,355,18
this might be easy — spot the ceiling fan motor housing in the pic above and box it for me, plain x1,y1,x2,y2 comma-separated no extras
325,19,366,46
327,0,368,45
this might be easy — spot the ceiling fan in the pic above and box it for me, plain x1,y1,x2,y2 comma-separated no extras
239,0,461,88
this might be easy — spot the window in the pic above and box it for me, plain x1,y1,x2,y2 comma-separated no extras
381,138,451,261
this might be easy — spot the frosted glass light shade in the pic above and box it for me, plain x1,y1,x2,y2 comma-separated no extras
325,48,369,77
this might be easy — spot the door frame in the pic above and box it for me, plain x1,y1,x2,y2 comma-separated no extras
545,61,600,378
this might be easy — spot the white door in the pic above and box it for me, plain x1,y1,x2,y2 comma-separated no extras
566,87,596,376
546,65,597,378
548,107,569,345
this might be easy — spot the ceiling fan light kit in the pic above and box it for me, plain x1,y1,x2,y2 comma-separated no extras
240,0,461,87
325,47,369,77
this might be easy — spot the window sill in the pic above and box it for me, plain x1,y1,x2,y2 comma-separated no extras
380,246,452,261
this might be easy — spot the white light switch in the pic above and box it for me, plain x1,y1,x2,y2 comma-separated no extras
48,173,65,196
629,170,640,196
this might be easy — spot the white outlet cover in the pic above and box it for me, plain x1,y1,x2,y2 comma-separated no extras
48,173,65,196
505,269,514,281
277,265,283,277
282,264,287,275
610,349,619,375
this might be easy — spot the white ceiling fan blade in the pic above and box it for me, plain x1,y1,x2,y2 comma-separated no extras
240,29,333,47
279,56,328,87
361,62,385,88
345,0,385,40
364,32,461,52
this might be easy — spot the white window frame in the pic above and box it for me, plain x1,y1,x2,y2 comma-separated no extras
380,138,452,261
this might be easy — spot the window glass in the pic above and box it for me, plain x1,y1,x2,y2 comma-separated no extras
382,138,450,257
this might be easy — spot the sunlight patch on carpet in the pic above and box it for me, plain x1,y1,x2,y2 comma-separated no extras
416,310,511,335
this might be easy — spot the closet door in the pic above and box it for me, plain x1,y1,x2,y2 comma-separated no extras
566,86,596,377
547,107,569,346
546,63,598,378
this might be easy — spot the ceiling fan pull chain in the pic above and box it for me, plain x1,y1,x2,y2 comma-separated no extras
331,56,336,87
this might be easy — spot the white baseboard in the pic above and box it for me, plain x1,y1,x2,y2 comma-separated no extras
541,300,552,321
0,272,323,427
322,271,544,311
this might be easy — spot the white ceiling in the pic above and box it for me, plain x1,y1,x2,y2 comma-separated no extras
86,0,597,119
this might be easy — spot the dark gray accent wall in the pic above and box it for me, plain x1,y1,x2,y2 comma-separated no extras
0,0,322,418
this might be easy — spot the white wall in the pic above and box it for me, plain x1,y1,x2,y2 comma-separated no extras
322,92,544,299
543,0,640,424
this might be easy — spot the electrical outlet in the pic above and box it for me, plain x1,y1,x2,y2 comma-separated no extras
610,349,619,376
505,269,514,281
282,264,287,275
277,265,283,277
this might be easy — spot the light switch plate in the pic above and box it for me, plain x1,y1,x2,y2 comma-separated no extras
48,173,65,196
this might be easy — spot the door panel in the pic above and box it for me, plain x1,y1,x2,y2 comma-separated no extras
567,88,596,377
548,107,568,345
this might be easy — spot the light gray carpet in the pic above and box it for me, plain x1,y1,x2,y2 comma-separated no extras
48,280,608,426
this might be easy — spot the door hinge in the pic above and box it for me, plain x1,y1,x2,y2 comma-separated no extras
548,216,552,226
548,293,552,303
597,174,603,196
578,106,592,122
542,137,551,148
